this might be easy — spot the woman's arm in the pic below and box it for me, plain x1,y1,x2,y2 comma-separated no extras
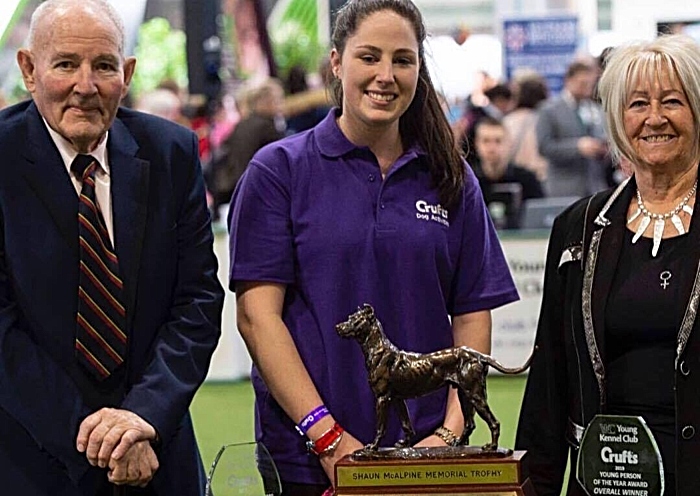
236,281,363,484
414,310,491,447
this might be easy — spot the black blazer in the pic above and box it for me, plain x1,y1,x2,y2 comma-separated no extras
0,101,223,494
516,177,700,495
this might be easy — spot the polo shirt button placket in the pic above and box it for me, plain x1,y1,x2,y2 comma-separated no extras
368,174,376,182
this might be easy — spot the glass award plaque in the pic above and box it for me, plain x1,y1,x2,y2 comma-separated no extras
576,415,664,496
205,441,281,496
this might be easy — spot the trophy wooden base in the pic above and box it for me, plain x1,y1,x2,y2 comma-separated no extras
334,449,536,495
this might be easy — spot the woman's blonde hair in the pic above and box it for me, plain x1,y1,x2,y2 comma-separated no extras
597,34,700,166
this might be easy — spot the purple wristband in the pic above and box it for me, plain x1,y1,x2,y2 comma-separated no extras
296,405,330,436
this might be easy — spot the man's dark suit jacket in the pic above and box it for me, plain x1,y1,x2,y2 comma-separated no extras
0,101,224,495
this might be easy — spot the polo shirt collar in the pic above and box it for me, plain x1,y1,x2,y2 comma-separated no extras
315,107,425,161
315,107,357,157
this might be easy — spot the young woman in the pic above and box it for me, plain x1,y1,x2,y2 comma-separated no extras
228,1,518,494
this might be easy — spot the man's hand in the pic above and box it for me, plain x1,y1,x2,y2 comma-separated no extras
107,440,159,487
76,408,157,468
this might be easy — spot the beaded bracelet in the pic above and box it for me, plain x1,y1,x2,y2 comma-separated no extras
295,405,330,436
306,422,345,455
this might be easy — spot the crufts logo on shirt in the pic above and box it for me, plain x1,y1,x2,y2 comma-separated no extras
415,200,449,227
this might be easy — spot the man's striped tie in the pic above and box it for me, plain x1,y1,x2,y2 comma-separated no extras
71,154,127,380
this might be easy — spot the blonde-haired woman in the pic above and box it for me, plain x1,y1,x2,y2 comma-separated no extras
517,34,700,496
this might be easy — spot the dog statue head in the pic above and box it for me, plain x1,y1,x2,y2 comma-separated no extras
335,304,376,340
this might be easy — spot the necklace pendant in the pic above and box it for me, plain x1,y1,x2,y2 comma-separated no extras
627,207,641,224
632,215,651,244
671,214,685,235
652,218,664,257
633,180,696,256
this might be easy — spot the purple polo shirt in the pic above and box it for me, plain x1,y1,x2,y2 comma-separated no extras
228,109,518,484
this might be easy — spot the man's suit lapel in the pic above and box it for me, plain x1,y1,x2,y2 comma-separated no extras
21,103,79,251
108,118,150,328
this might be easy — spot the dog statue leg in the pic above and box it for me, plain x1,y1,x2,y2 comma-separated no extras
457,389,475,446
392,399,415,447
367,396,390,450
472,395,500,451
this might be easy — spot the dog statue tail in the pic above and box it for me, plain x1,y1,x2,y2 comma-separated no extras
478,346,537,375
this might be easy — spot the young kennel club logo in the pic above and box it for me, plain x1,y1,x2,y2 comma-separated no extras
577,415,664,496
415,200,449,227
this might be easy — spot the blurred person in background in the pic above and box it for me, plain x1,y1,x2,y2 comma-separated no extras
284,64,331,135
473,117,544,229
187,96,214,166
211,78,285,218
134,88,186,123
517,34,700,495
153,79,192,128
502,75,550,181
537,61,609,197
228,0,518,493
457,80,514,167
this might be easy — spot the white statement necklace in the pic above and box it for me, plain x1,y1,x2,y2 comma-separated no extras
627,180,697,257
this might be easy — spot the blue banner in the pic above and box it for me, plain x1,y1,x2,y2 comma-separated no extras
503,16,578,94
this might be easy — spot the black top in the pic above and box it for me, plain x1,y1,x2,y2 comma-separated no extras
606,228,692,479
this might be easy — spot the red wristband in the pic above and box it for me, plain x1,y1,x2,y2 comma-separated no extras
306,422,344,455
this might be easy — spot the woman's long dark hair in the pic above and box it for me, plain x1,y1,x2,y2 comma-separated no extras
329,0,464,208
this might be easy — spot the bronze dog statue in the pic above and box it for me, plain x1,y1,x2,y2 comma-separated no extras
335,304,532,451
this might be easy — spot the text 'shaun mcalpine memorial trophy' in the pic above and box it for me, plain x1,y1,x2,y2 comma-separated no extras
333,304,535,495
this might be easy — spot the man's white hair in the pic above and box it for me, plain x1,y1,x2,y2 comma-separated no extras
27,0,126,55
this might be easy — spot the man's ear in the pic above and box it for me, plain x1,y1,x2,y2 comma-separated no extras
121,56,137,98
17,49,37,93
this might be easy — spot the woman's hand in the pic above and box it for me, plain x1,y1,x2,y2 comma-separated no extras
413,433,449,448
318,430,363,487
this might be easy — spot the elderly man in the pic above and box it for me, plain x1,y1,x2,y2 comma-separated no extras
1,0,223,494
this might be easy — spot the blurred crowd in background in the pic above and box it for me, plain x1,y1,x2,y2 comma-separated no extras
0,33,629,230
